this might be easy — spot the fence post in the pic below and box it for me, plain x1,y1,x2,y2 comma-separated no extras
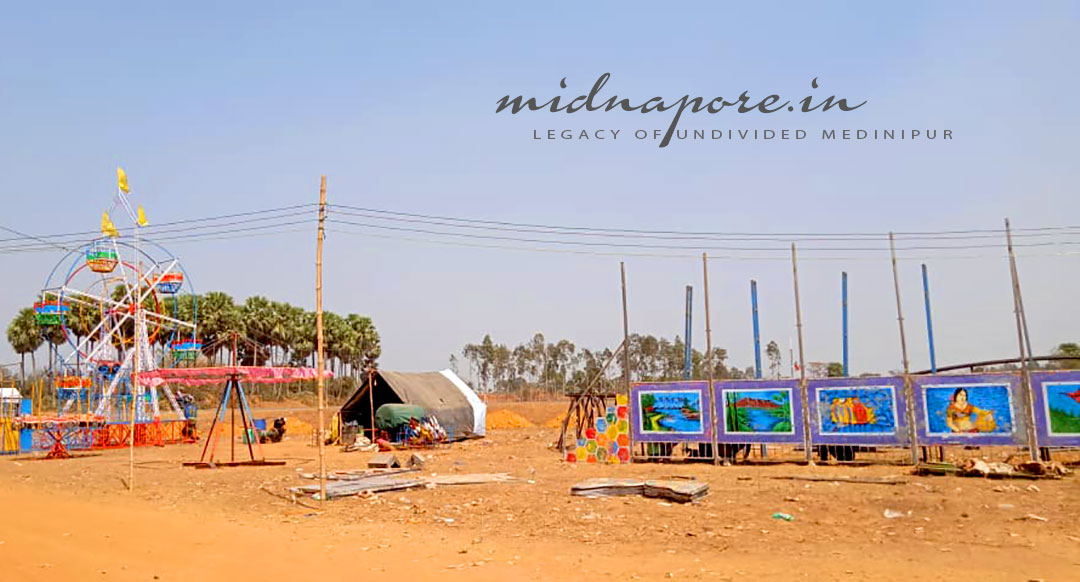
703,254,719,464
791,244,812,464
620,262,634,461
1004,219,1040,461
889,233,920,465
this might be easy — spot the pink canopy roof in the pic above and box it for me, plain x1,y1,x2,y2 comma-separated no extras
138,366,333,387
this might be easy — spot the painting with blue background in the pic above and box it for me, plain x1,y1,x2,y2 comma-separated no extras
925,384,1013,435
639,390,704,434
1044,382,1080,435
818,387,896,434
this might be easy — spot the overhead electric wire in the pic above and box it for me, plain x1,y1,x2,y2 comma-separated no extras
327,225,1080,262
330,203,1080,241
330,207,1080,243
0,218,317,255
0,203,317,244
327,218,1080,253
0,224,77,253
2,199,1079,262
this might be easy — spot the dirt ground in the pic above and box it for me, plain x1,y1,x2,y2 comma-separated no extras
1,401,1078,581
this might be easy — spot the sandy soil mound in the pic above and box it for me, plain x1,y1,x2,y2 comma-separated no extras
485,409,534,429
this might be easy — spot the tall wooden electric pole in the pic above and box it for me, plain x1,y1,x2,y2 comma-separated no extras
315,175,328,503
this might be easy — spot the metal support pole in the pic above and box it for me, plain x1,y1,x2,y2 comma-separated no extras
751,280,762,379
842,271,849,377
889,233,920,465
683,285,693,380
702,254,719,464
791,244,811,464
1005,219,1040,461
921,264,937,374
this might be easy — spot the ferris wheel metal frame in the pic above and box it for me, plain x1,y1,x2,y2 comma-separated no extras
36,180,200,423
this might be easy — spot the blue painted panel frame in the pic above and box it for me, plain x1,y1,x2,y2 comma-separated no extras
808,376,908,446
913,373,1023,446
715,379,804,444
630,381,712,443
1030,370,1080,448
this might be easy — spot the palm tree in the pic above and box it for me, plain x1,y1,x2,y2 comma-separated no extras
345,313,380,372
288,309,316,367
240,296,278,365
198,292,244,363
6,308,42,383
67,299,100,372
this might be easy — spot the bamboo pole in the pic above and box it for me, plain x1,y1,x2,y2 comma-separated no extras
1005,219,1040,461
842,272,849,377
129,207,140,491
315,175,328,503
889,233,920,465
368,369,375,442
790,244,812,464
702,253,719,465
620,262,633,460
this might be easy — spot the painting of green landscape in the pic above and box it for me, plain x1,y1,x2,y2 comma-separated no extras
723,389,794,434
1045,382,1080,435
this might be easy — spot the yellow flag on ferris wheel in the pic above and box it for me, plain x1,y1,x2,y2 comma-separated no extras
101,212,119,238
117,166,130,194
137,205,149,226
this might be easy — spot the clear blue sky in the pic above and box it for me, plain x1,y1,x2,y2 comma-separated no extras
1,2,1077,376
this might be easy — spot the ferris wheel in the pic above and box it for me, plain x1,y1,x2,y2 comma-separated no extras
34,169,200,422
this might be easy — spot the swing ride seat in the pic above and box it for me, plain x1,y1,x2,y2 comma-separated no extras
170,339,203,362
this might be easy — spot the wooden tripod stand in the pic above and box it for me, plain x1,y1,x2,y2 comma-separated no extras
183,373,284,468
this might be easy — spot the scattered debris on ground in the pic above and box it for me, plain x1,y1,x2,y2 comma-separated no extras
570,478,709,503
342,435,377,453
290,468,521,500
294,473,427,500
426,473,517,485
368,453,401,468
915,460,1071,480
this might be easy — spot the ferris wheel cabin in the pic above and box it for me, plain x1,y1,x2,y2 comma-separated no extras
33,300,69,326
85,241,119,273
156,272,184,294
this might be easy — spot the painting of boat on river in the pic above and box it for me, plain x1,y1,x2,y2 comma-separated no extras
723,389,794,434
639,390,705,434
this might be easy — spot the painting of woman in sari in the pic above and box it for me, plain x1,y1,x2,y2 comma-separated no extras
925,384,1013,436
945,388,996,433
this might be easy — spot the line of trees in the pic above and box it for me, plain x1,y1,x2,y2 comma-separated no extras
4,292,381,390
455,332,758,397
454,335,1080,396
